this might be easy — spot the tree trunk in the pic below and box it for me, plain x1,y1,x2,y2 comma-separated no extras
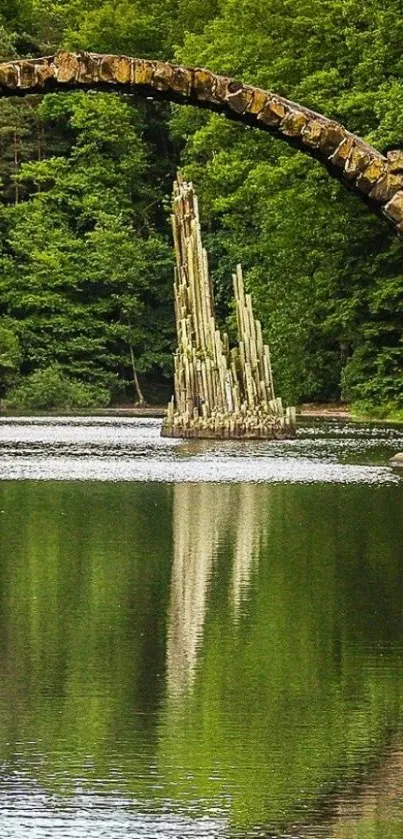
129,341,145,406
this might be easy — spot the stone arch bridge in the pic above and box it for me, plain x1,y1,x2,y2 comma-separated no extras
1,51,403,234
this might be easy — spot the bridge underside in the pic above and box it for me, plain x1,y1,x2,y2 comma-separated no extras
1,51,403,234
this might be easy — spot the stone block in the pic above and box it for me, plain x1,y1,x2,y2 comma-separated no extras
258,96,288,127
151,61,176,91
329,136,354,169
247,88,268,116
319,122,347,155
171,66,192,96
369,173,403,203
343,144,371,179
134,59,155,86
35,61,55,87
226,83,254,115
0,63,19,89
192,68,217,101
214,74,232,103
301,119,325,148
356,158,387,194
18,61,37,89
383,190,403,224
77,53,98,84
99,55,131,84
54,52,79,83
113,56,132,84
98,55,115,82
387,150,403,173
280,109,308,137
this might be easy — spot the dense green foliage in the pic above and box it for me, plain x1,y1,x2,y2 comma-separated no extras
5,364,109,410
0,0,402,408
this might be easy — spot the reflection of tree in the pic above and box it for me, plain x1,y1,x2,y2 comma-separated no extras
167,484,270,697
2,479,403,839
160,483,403,835
0,481,172,792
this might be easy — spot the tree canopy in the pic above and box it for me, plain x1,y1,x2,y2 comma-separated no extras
0,0,402,411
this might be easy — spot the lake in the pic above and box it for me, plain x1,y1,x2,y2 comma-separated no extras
0,416,402,838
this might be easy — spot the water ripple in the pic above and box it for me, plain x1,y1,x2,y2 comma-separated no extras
0,416,401,484
0,789,227,838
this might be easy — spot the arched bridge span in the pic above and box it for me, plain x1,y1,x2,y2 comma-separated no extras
1,51,403,234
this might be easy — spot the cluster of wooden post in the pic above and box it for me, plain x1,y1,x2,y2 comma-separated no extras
161,176,296,439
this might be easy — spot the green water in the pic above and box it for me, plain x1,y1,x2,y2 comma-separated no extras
0,472,403,837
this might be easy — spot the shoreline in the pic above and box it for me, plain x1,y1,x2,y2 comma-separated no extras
1,404,403,425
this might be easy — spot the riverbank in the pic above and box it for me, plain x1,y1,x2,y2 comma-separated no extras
1,402,403,425
298,403,351,420
1,401,347,419
0,405,167,419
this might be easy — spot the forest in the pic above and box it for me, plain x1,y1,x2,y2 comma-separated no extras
0,0,402,415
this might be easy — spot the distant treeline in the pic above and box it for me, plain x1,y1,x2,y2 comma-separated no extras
0,0,402,413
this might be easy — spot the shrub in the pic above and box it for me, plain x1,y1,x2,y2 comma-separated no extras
5,366,109,411
352,400,403,422
0,327,20,397
342,346,403,409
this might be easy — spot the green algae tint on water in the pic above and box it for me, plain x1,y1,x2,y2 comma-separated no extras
0,419,403,838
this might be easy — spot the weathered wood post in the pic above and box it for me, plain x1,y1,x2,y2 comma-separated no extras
162,176,296,439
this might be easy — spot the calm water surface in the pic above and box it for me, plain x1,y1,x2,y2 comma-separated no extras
0,417,402,838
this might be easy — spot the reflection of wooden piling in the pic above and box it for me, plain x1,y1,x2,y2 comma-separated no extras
167,485,232,697
162,175,296,440
166,484,270,697
231,485,266,618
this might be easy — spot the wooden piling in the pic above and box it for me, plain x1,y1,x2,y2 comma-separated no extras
161,175,296,440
